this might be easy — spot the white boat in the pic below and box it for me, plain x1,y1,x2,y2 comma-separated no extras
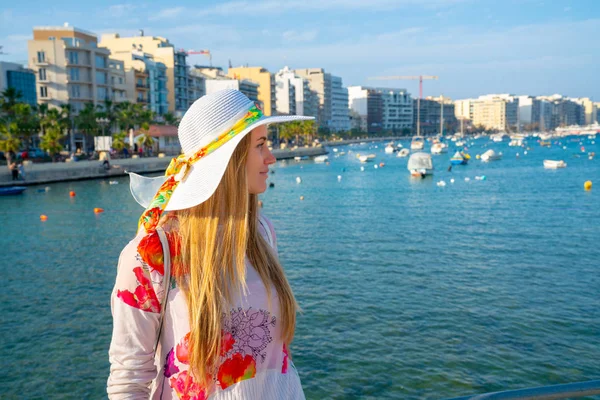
407,152,434,177
314,155,329,163
509,138,524,147
481,149,502,162
397,148,410,157
431,142,448,154
384,144,395,154
539,133,552,141
411,136,425,150
455,140,465,147
358,154,376,163
491,134,505,142
543,160,567,169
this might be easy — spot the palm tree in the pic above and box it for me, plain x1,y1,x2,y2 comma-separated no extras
163,112,179,126
40,125,64,162
278,123,294,145
112,131,127,154
0,87,23,121
0,122,21,166
13,103,39,149
76,103,99,135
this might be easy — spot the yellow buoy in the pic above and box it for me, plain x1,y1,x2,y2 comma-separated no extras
584,181,592,191
40,214,48,221
94,207,104,213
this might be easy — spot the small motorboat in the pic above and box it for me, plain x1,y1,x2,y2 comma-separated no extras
397,148,410,158
384,144,395,154
358,154,376,163
481,149,502,162
543,160,567,169
411,136,425,150
431,142,447,154
407,152,434,178
313,155,329,163
450,151,469,165
0,186,27,195
509,138,524,147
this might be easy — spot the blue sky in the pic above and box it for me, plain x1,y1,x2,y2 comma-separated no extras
1,0,599,100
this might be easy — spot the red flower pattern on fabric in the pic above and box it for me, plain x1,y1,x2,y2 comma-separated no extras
169,370,206,400
176,332,191,365
137,230,164,275
116,267,160,313
140,207,162,233
220,331,235,357
217,353,257,390
166,230,184,276
282,343,289,374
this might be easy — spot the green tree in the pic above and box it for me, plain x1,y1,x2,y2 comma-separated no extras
163,112,179,126
112,131,127,153
0,122,21,165
0,87,23,121
40,125,64,161
76,103,99,135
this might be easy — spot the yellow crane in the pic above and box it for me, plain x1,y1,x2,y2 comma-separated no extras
368,75,439,136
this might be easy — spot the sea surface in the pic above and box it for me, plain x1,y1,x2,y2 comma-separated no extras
1,136,599,399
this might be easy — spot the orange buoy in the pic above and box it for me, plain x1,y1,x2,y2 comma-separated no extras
69,191,76,197
94,207,104,213
379,162,385,167
40,214,48,221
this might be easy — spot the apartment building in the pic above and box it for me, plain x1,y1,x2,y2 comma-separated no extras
227,66,276,116
27,25,115,112
100,32,189,116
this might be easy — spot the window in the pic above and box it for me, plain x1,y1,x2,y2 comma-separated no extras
40,86,48,97
119,77,123,84
68,67,80,81
97,87,107,100
38,68,47,81
95,55,106,68
111,76,115,85
96,71,107,85
37,51,45,63
70,84,80,98
68,51,78,64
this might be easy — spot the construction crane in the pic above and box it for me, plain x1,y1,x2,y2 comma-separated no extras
182,49,212,66
368,75,439,136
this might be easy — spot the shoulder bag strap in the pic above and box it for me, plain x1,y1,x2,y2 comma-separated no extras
154,227,172,356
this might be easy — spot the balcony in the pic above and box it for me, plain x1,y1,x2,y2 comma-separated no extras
32,57,50,65
136,83,150,90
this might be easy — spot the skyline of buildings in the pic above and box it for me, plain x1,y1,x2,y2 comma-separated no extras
3,23,600,136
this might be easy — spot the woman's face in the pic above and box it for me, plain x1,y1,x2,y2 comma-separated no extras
246,125,276,194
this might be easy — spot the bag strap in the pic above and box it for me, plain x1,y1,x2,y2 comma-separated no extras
258,215,274,248
154,227,171,356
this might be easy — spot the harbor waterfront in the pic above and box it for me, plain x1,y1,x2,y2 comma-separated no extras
0,146,327,187
1,136,598,399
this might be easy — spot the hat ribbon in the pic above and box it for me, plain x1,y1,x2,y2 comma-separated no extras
137,105,263,233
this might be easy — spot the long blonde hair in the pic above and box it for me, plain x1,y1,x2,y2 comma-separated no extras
173,134,298,388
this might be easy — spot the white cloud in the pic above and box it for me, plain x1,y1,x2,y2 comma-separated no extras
149,7,185,21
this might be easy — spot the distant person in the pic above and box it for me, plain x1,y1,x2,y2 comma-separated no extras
107,89,314,399
123,147,129,158
18,162,25,181
138,146,143,158
9,162,18,181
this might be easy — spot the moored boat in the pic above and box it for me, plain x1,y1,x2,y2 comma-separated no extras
407,152,434,178
314,155,329,163
0,186,27,195
543,160,567,169
481,149,502,162
397,148,410,157
431,142,448,154
450,151,469,165
358,154,376,163
411,136,425,150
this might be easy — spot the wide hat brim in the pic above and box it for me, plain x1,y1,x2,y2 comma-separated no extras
129,114,313,211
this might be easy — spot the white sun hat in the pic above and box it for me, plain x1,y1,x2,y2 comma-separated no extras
129,89,314,219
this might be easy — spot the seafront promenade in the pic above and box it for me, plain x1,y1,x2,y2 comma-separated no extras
0,146,328,187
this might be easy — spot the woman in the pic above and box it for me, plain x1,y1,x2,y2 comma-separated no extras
108,90,313,399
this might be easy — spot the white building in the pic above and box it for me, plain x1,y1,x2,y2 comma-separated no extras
348,86,413,134
330,75,350,131
274,67,296,115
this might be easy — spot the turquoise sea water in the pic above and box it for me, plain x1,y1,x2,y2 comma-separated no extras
1,136,599,399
